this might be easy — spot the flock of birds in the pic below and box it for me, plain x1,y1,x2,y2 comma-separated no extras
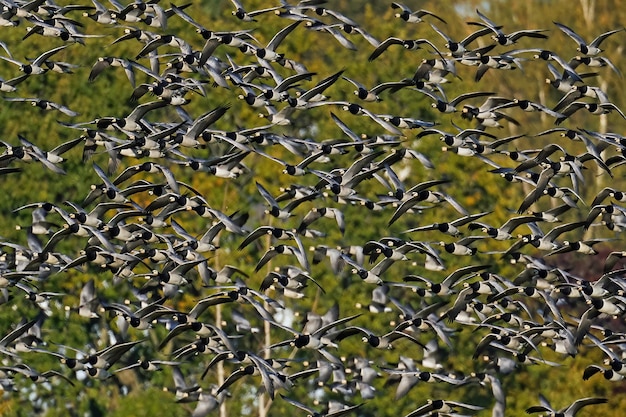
1,0,626,416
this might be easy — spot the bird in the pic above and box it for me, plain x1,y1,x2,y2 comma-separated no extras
0,74,29,92
342,75,411,102
468,215,543,240
469,9,548,46
461,96,519,128
568,55,622,77
0,44,70,76
305,20,359,51
388,188,469,226
553,84,610,113
438,236,485,256
280,394,363,417
4,97,78,117
297,207,345,235
268,313,361,350
214,353,284,399
553,22,624,56
390,3,446,24
403,264,491,296
92,100,168,132
334,325,426,350
582,364,624,381
0,364,74,386
255,21,302,61
256,181,316,219
404,399,483,417
255,240,310,273
355,285,392,313
526,395,607,417
430,23,496,58
135,33,193,59
473,52,526,82
285,69,345,109
88,57,138,87
511,98,566,119
341,255,395,285
228,0,280,21
15,135,69,174
421,89,496,113
367,36,441,61
533,50,587,83
403,211,490,237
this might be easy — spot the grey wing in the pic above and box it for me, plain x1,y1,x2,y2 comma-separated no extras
267,21,301,51
52,102,79,117
590,28,624,48
256,181,278,206
553,22,586,45
88,58,110,82
34,45,69,66
239,226,272,249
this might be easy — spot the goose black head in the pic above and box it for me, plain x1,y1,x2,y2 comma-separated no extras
473,372,486,381
403,40,419,50
609,359,624,372
283,165,298,175
174,313,187,324
492,34,508,45
345,103,362,115
84,246,100,260
416,190,431,201
419,372,432,381
413,287,427,297
361,200,376,210
11,146,25,159
63,358,78,369
188,322,203,332
390,189,404,200
271,228,285,238
397,11,410,21
328,183,341,195
105,188,118,199
157,271,170,283
193,205,208,216
263,206,278,217
429,399,444,409
535,50,552,60
363,334,381,347
293,334,310,348
388,116,401,127
356,88,369,100
71,212,87,224
353,269,368,280
433,101,447,112
559,286,573,296
523,287,537,296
